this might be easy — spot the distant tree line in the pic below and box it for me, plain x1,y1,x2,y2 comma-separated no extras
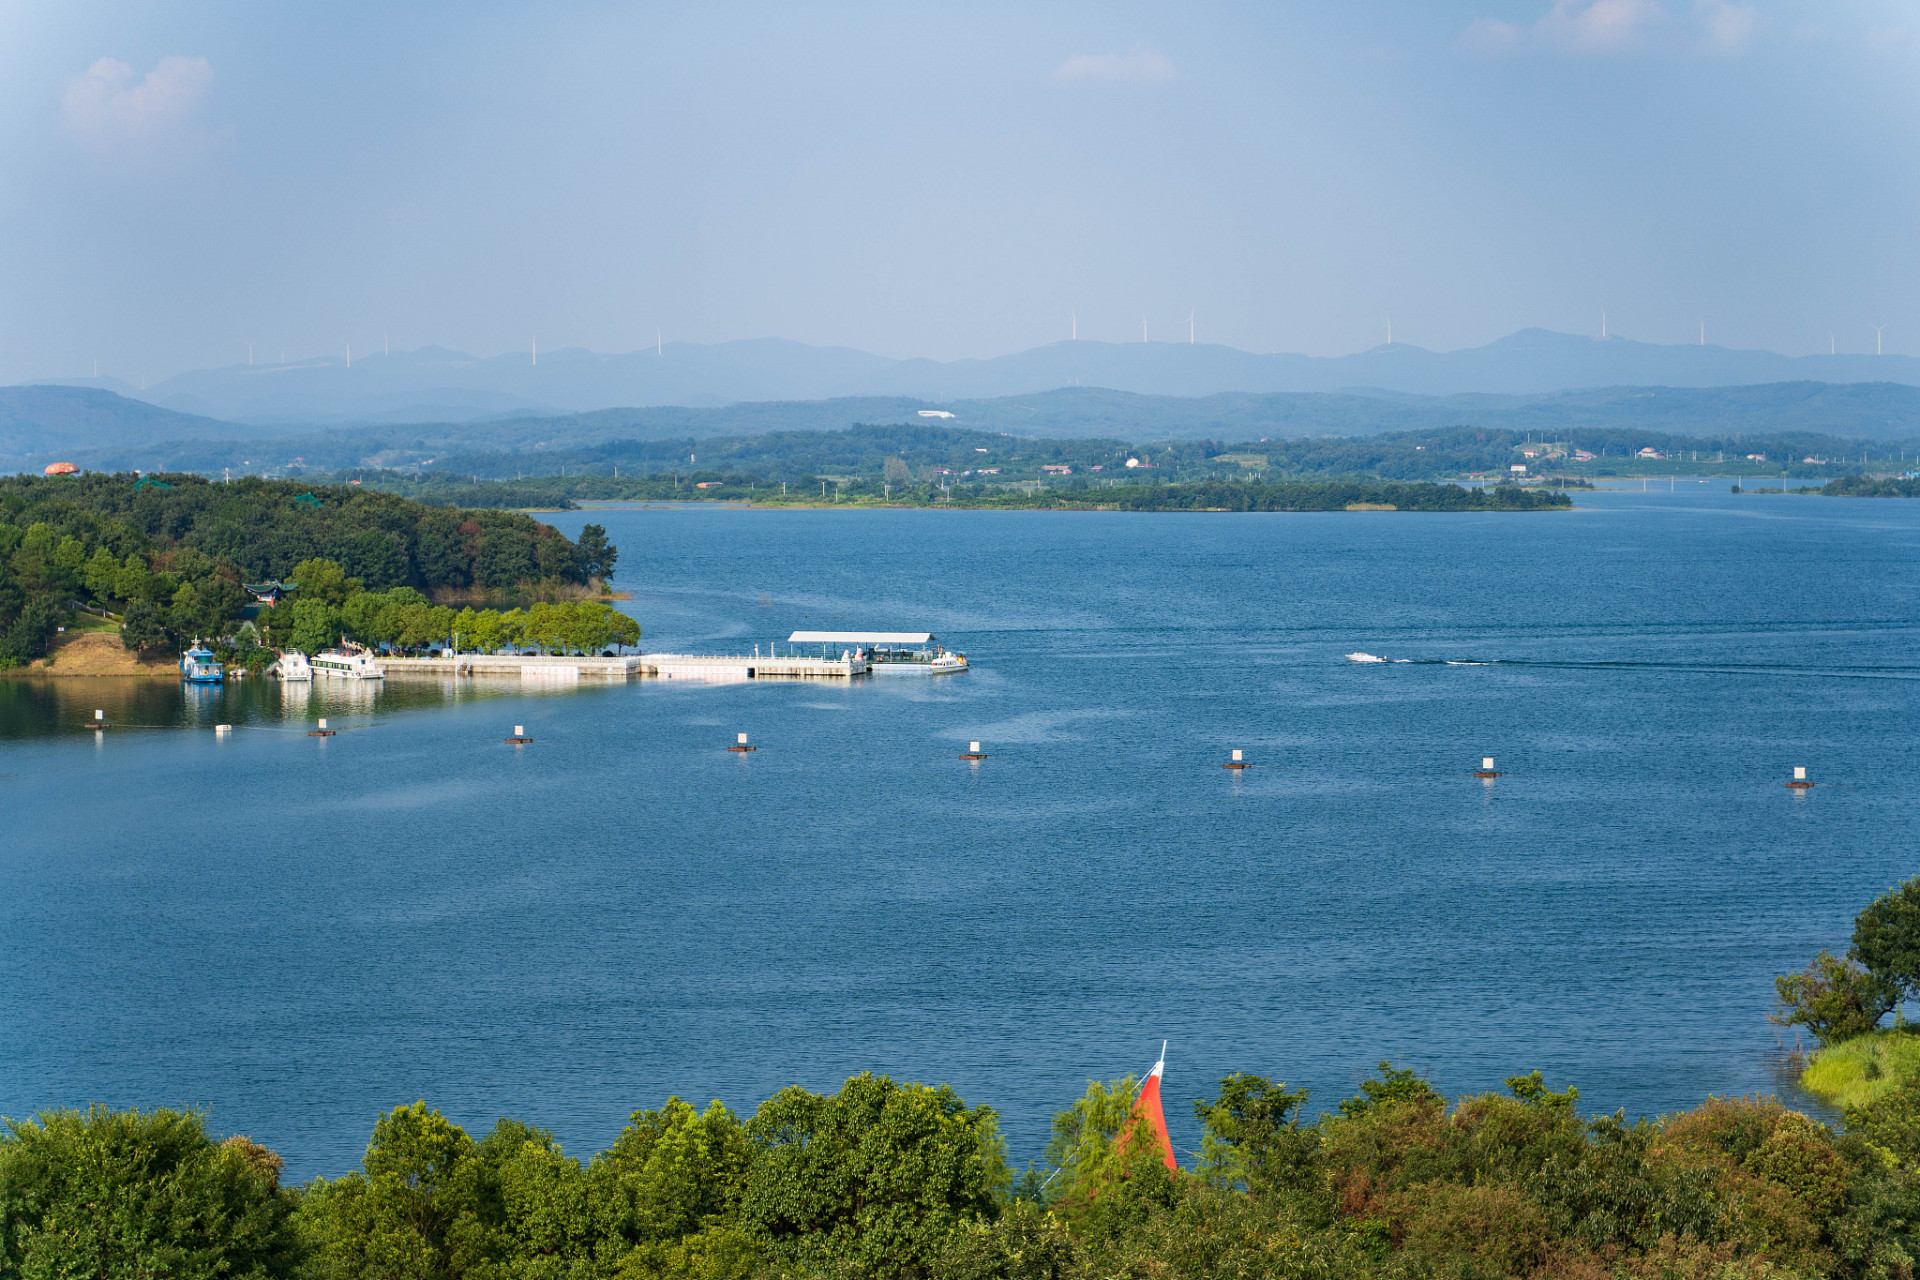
0,473,612,666
311,422,1919,510
6,1058,1918,1280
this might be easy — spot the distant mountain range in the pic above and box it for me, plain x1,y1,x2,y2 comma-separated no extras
33,328,1920,427
6,380,1920,476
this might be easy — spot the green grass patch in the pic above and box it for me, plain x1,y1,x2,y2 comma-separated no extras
1801,1028,1920,1108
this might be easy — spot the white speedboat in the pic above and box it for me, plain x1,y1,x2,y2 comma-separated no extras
314,647,385,679
275,650,313,681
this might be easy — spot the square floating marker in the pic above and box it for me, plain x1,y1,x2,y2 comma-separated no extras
1788,766,1812,789
729,732,755,752
1224,748,1249,770
1473,756,1501,778
309,716,335,738
961,740,987,760
506,724,533,744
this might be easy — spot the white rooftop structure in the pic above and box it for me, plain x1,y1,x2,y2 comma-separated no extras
788,631,933,645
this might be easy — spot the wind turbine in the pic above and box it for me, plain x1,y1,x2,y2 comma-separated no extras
1071,311,1077,341
384,331,389,357
1142,317,1148,343
1187,310,1195,344
532,336,538,366
345,341,351,369
1601,310,1607,340
658,330,663,356
247,342,254,366
1698,321,1704,347
1872,324,1886,355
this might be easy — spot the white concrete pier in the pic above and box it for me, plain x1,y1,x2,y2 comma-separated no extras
378,651,866,682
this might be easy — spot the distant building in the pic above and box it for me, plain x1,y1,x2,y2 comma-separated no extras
43,462,77,476
1574,450,1596,461
1636,448,1665,459
1041,465,1072,475
917,410,955,419
1509,464,1528,474
1746,453,1767,461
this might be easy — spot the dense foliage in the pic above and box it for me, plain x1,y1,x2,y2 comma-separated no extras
1821,477,1920,498
0,473,606,666
267,558,637,657
13,1064,1920,1280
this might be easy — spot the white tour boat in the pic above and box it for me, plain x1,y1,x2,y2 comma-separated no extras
787,631,968,674
275,650,313,681
313,646,386,679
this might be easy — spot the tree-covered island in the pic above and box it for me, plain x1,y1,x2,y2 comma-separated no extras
0,472,621,669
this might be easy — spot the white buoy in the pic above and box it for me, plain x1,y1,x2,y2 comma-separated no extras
1483,757,1494,770
738,732,748,744
215,724,231,733
1794,766,1806,780
1233,749,1244,762
94,709,104,721
319,718,328,730
971,742,981,753
515,726,524,736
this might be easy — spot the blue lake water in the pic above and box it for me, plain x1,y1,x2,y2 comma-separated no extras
5,486,1920,1179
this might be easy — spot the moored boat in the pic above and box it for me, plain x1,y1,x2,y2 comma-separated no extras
313,646,385,679
180,642,224,683
275,650,313,681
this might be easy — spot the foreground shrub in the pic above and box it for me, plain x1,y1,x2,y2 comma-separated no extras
0,1105,297,1279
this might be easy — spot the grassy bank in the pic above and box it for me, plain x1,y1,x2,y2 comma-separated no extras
1801,1028,1920,1109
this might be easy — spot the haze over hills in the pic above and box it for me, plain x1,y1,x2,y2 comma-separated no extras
9,380,1920,477
32,329,1920,427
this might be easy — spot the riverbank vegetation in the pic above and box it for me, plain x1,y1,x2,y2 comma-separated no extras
7,1061,1918,1280
0,473,609,668
1777,876,1920,1119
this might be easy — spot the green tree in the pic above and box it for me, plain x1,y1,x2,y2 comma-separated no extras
1335,1061,1444,1118
740,1073,1009,1279
1192,1074,1319,1196
1773,949,1895,1045
288,598,341,654
0,1105,297,1280
295,1101,476,1280
290,558,359,607
574,523,617,582
1855,876,1920,1000
84,545,122,601
590,1097,755,1271
121,599,168,651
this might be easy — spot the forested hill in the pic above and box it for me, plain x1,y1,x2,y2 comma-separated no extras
0,472,606,666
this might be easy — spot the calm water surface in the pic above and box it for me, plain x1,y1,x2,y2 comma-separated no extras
5,487,1919,1177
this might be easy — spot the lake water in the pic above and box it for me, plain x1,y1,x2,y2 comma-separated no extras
5,486,1920,1179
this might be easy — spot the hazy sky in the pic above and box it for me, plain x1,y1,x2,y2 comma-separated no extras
1,1,1915,382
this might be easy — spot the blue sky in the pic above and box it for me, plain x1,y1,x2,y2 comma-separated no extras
1,1,1915,382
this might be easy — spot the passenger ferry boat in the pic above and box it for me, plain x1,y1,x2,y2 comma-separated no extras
313,646,386,679
179,642,224,683
275,650,313,681
786,631,968,674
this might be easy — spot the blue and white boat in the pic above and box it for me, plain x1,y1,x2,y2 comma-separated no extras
180,642,224,683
